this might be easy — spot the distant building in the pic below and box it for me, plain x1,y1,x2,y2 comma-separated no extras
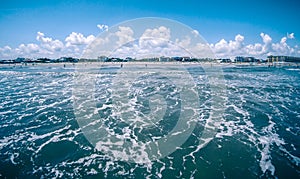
37,58,52,63
0,59,14,64
159,56,170,62
220,58,231,63
267,56,300,63
234,56,244,62
182,57,191,62
15,57,26,63
234,56,259,63
98,56,108,62
125,57,133,62
110,58,123,62
171,57,183,61
58,57,78,63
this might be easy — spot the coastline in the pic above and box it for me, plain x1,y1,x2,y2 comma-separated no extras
1,61,299,68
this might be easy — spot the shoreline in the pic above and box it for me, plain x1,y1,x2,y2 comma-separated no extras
0,61,299,68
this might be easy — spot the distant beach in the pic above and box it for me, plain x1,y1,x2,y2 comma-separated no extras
1,61,299,69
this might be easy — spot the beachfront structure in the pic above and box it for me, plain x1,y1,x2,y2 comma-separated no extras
2,55,300,64
98,56,108,62
98,56,134,62
170,56,192,61
219,58,232,63
125,57,134,62
234,56,260,63
159,56,170,62
267,55,300,63
0,57,79,64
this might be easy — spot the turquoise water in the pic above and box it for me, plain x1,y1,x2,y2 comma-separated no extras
0,64,299,178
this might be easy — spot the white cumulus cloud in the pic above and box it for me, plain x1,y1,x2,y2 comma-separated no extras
175,36,191,49
0,31,99,59
65,32,95,47
210,34,246,57
287,32,294,39
36,32,64,52
18,43,39,53
1,28,299,60
192,30,199,36
260,33,272,44
141,26,171,40
115,26,134,47
138,26,171,49
111,26,192,59
97,24,108,31
211,32,299,59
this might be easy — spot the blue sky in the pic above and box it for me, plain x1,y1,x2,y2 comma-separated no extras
1,0,300,59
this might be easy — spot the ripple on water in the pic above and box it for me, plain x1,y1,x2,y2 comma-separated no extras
0,65,299,178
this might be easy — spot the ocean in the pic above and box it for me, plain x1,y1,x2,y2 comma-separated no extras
0,63,299,178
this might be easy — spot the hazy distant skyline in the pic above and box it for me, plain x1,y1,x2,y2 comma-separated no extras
0,0,300,59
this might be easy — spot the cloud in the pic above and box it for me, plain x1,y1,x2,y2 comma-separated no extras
280,37,287,44
192,30,199,36
260,33,272,44
235,34,244,42
97,24,108,31
36,31,52,43
141,26,171,40
0,31,98,59
17,43,39,53
9,43,40,58
0,28,299,60
245,43,263,56
0,46,12,53
65,32,95,47
210,34,245,57
175,36,191,49
287,32,295,39
115,26,134,47
213,39,228,53
111,26,191,59
0,46,13,58
230,34,245,52
112,40,189,59
211,33,299,59
138,26,171,49
37,32,64,52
